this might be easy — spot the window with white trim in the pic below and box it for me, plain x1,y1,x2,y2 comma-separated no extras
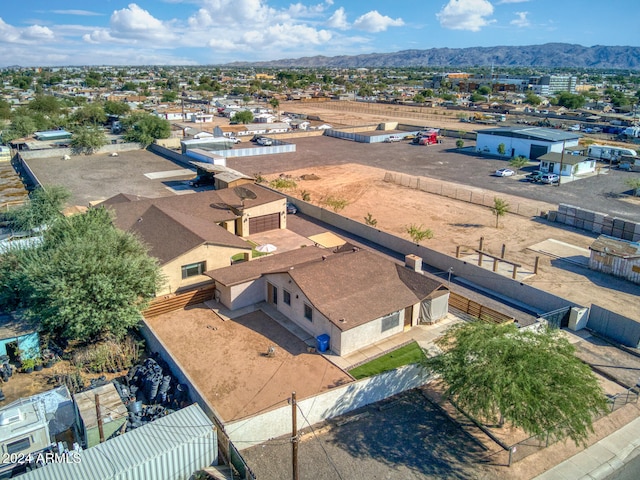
181,261,206,279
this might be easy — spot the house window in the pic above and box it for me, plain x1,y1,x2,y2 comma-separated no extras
181,261,206,279
283,290,291,306
7,437,31,454
381,312,400,333
304,303,313,322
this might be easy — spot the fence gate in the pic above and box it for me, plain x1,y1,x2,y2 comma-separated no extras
539,306,571,329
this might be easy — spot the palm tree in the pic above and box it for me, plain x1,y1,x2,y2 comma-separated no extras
491,198,509,228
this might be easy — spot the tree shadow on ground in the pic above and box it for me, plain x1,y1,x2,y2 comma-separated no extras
327,389,487,479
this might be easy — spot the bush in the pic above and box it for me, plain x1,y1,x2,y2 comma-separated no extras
456,139,464,149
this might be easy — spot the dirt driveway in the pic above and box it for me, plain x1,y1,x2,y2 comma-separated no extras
145,306,352,422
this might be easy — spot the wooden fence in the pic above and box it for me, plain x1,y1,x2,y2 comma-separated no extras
144,285,216,318
449,292,514,324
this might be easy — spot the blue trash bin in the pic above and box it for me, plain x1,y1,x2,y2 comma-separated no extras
316,334,330,353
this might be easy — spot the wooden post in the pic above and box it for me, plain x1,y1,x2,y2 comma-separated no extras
534,256,540,274
501,244,506,259
478,252,483,267
455,245,461,258
512,265,518,280
479,236,484,251
493,258,499,272
95,394,105,444
291,392,299,480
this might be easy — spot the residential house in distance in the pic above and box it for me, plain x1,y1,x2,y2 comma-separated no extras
206,247,449,356
100,185,287,295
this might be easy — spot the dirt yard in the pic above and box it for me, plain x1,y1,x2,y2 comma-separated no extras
265,162,640,320
145,306,353,422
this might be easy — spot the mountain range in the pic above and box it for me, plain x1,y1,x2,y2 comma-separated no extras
229,43,640,70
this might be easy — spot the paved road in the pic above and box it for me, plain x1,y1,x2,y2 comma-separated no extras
226,136,640,222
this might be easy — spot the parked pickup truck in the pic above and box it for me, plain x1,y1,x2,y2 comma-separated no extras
525,170,544,182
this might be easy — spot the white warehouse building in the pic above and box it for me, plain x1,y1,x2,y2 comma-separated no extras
476,127,581,160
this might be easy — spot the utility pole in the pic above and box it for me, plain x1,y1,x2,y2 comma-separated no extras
95,393,105,443
291,392,299,480
557,139,566,187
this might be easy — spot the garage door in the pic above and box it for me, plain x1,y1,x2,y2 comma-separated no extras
529,144,548,160
249,213,280,234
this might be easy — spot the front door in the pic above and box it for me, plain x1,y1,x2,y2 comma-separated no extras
267,283,278,305
548,162,555,173
404,305,413,329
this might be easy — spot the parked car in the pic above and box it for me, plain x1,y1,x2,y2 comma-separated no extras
384,135,402,143
495,168,515,177
189,174,215,188
540,173,560,184
228,136,241,144
525,170,544,182
257,137,273,146
286,203,298,214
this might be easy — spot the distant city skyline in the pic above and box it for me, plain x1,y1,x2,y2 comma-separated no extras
1,0,638,67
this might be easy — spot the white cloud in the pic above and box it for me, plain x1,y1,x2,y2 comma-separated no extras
0,17,55,44
22,25,54,40
327,7,349,30
437,0,495,32
110,3,171,40
510,11,530,27
51,10,103,16
353,10,404,33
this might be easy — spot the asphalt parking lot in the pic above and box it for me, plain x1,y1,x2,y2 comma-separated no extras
226,136,640,222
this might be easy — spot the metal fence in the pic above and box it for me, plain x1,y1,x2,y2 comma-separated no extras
508,387,639,465
384,172,546,218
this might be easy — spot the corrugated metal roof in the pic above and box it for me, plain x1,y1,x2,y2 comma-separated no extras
477,127,581,143
590,235,640,259
21,403,217,480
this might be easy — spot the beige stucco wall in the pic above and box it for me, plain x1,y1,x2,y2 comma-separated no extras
158,243,250,295
339,309,408,356
238,199,287,237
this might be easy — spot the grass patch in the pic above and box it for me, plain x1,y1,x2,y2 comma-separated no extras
348,341,425,380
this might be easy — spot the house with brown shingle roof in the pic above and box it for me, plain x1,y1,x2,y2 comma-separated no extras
99,184,287,295
206,247,449,356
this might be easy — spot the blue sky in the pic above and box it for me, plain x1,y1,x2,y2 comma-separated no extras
1,0,638,66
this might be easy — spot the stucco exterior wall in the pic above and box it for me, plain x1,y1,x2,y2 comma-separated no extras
339,308,409,356
158,243,249,295
476,133,579,159
238,199,287,237
227,278,266,310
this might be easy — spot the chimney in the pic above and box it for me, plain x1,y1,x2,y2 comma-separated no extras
405,254,422,273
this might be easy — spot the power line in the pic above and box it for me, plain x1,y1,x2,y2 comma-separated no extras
296,405,344,480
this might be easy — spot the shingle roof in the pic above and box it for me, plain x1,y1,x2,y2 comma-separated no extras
288,249,445,331
97,187,285,264
537,152,592,166
477,127,581,143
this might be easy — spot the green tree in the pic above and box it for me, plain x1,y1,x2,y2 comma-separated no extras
524,92,542,106
626,178,640,197
72,104,107,126
104,101,130,117
497,143,506,156
413,94,426,104
509,156,529,173
71,126,108,155
555,92,586,110
424,322,607,446
3,186,70,231
406,224,433,243
477,85,492,96
121,81,138,92
161,91,178,102
469,92,487,103
491,197,509,228
0,99,11,119
269,97,280,111
2,115,36,142
455,139,464,149
28,95,62,116
122,112,171,147
232,110,254,124
0,207,163,342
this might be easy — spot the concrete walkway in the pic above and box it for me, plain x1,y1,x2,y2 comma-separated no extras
535,417,640,479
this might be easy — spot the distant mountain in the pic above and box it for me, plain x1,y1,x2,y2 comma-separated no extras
229,43,640,70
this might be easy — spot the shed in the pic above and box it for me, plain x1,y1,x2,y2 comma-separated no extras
0,314,40,361
189,162,253,190
589,235,640,284
33,130,72,141
20,404,218,480
73,383,127,448
475,127,581,160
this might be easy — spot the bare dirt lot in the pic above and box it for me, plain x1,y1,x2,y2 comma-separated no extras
265,162,640,321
